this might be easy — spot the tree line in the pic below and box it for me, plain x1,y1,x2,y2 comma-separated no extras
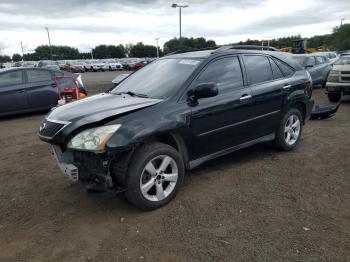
1,24,349,63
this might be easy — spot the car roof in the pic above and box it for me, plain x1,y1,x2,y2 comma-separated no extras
165,49,303,70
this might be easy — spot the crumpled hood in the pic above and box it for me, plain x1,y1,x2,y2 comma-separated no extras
47,93,162,125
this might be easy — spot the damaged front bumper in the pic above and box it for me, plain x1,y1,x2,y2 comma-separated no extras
51,145,132,193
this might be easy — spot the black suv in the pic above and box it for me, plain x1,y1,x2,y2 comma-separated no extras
38,47,313,210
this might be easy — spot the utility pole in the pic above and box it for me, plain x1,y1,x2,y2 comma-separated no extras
341,18,345,27
45,27,53,60
171,3,189,39
20,41,24,61
91,48,94,60
155,38,160,58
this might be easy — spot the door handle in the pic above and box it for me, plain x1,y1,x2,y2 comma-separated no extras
240,94,252,101
51,83,57,88
17,89,25,93
283,84,292,89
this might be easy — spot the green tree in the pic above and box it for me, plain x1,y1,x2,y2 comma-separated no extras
34,45,80,60
333,24,350,50
129,42,159,57
92,45,125,59
163,37,216,54
0,54,11,63
12,53,22,62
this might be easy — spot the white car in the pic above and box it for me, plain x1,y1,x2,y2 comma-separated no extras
86,60,105,72
102,59,123,71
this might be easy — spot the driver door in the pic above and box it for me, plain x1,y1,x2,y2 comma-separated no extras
189,56,255,160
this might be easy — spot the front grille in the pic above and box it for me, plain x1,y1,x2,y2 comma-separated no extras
38,120,67,138
341,77,350,82
341,71,350,74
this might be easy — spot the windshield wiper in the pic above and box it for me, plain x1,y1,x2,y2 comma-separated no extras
115,91,150,98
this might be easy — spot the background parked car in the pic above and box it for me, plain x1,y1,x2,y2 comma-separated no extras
133,61,146,70
38,60,60,70
313,52,339,64
0,67,87,116
22,61,37,67
102,59,123,71
64,61,86,73
326,55,350,102
292,54,332,88
86,60,105,72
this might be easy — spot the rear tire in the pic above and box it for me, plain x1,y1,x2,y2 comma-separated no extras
274,108,303,151
328,93,341,102
125,142,184,211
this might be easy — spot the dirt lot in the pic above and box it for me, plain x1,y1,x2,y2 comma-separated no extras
0,72,349,261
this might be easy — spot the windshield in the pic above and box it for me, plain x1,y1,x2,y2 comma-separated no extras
111,58,201,99
334,56,350,65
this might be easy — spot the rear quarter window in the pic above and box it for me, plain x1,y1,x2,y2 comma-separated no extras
273,58,295,77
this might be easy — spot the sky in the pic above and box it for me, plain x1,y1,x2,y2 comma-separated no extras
0,0,349,56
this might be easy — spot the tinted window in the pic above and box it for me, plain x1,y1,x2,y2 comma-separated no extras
307,57,316,66
111,58,200,99
244,55,273,84
196,56,243,91
274,59,295,77
27,69,52,83
269,58,284,79
0,70,23,87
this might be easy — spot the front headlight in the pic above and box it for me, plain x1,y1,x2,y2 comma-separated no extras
67,124,121,151
329,70,340,75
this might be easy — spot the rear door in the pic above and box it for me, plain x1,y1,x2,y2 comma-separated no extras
242,54,286,138
25,69,59,109
315,56,332,83
190,55,255,159
0,69,27,114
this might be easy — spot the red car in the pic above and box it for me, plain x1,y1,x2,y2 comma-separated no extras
133,61,146,70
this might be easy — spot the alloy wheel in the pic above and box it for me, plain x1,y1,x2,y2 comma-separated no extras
284,114,301,145
140,155,178,202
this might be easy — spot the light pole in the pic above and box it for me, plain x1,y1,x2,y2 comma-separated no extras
20,41,24,61
45,27,53,60
341,18,346,27
155,38,160,58
171,3,188,39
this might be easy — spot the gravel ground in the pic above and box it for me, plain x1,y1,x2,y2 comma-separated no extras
0,72,349,261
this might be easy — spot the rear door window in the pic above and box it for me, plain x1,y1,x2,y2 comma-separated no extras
243,55,273,85
195,56,243,92
27,69,52,83
0,70,23,87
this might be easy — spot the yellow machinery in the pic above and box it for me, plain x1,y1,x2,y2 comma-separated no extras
279,39,328,54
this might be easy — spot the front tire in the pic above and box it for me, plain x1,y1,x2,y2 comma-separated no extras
275,108,303,151
126,142,184,211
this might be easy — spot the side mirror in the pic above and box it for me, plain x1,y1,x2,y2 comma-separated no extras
193,82,218,99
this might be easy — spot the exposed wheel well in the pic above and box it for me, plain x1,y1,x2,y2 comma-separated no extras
146,133,190,169
290,102,306,122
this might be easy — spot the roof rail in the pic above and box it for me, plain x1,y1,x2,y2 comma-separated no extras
164,46,219,56
214,45,278,52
